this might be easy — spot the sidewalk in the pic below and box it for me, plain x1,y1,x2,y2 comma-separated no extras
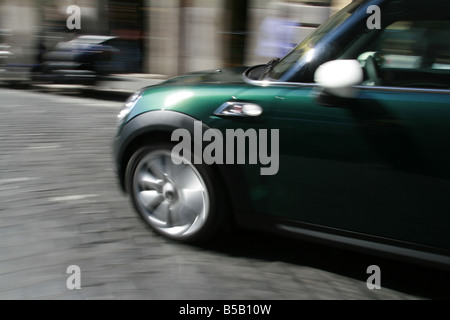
3,73,170,96
94,73,168,94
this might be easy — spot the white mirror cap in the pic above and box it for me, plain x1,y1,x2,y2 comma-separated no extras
314,59,364,98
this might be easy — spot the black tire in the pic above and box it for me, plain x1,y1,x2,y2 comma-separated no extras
125,142,227,244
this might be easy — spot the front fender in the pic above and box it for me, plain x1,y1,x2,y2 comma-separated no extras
113,110,253,215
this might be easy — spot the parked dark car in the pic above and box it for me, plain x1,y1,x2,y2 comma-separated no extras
0,44,12,70
114,0,450,270
33,35,141,85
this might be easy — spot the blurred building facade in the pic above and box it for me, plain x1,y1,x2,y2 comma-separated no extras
145,0,351,75
0,0,352,77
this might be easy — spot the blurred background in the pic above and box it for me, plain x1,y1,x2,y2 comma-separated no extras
3,1,450,301
0,0,351,86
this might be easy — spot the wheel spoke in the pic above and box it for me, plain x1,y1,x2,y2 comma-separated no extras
153,200,170,223
147,156,166,180
182,189,205,212
174,166,203,190
175,203,200,226
164,159,186,180
167,206,179,227
139,190,164,211
176,189,206,224
138,171,162,191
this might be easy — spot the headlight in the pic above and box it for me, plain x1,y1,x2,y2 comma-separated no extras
117,90,143,127
214,101,263,117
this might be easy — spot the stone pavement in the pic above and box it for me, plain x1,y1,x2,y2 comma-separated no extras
0,86,445,300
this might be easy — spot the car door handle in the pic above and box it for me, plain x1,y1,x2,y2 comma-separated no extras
213,102,263,117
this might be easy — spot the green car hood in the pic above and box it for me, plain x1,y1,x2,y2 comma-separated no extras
163,66,249,85
127,66,254,122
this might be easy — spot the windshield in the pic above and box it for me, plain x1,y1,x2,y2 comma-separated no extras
265,0,366,82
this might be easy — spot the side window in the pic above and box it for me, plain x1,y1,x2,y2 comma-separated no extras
358,20,450,89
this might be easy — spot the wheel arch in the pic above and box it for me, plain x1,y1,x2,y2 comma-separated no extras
114,110,254,218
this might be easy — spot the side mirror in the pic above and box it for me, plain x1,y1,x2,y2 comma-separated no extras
314,60,363,99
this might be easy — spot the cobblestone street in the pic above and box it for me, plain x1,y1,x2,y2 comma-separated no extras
0,87,448,300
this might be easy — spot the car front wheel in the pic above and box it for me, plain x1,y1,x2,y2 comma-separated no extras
125,143,226,243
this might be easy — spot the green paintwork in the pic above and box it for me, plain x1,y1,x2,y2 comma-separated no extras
119,0,450,255
127,67,254,123
124,67,450,252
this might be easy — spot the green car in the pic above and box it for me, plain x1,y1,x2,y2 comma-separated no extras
114,0,450,269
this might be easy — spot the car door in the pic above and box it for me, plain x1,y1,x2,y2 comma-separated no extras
258,17,450,252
